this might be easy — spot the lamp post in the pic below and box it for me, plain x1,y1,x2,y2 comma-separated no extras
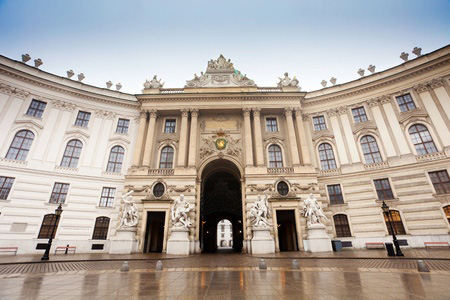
41,204,63,261
381,201,404,257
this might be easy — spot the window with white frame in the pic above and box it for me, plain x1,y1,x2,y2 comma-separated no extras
26,99,47,118
351,107,368,123
74,111,91,127
159,146,174,168
116,118,130,134
6,130,35,161
164,119,176,133
327,184,344,204
408,124,437,155
313,115,327,131
49,183,70,204
396,94,416,112
360,135,382,164
60,139,83,168
268,144,283,168
106,146,125,173
99,187,116,207
266,117,278,132
0,176,14,200
318,143,337,170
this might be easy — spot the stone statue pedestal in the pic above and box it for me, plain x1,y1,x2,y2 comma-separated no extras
251,227,275,254
306,223,332,252
109,227,138,254
166,227,190,255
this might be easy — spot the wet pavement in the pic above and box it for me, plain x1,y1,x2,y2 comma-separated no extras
1,268,449,299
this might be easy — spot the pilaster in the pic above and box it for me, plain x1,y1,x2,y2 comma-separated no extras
177,108,189,167
188,109,199,167
132,111,148,166
142,109,158,167
252,108,264,166
284,107,300,166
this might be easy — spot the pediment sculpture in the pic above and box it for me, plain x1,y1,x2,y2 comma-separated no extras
278,72,299,87
143,75,164,89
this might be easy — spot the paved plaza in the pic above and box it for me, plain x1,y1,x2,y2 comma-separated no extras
0,250,449,299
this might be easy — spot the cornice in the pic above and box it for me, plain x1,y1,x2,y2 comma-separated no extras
138,94,303,103
0,66,139,109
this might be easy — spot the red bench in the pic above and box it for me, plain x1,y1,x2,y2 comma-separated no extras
424,242,449,249
55,246,76,254
366,242,385,249
0,247,18,255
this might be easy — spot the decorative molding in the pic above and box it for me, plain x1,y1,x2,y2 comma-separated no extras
213,113,228,122
247,184,273,192
95,109,116,119
398,113,430,130
242,107,251,117
54,165,79,173
0,82,14,95
312,130,334,141
252,107,261,117
52,100,77,111
65,129,90,139
0,157,28,167
367,98,380,107
190,108,199,117
284,107,293,117
326,108,338,117
148,109,158,118
14,119,44,130
109,136,131,144
167,185,194,193
318,168,342,177
148,168,174,175
417,151,446,162
180,108,189,117
413,83,429,94
428,77,444,89
267,167,294,174
291,183,313,191
364,161,389,171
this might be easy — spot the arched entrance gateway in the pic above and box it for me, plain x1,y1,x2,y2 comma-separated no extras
199,158,244,253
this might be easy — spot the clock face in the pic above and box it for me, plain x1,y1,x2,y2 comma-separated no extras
215,138,227,150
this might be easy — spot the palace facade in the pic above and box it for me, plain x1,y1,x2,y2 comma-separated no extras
0,46,449,254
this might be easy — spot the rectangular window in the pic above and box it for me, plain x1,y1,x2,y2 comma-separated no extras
374,179,394,200
351,107,368,123
313,116,327,131
0,176,14,200
266,117,278,132
75,111,91,127
99,187,116,207
396,94,416,112
116,118,130,134
164,119,176,133
327,184,344,204
429,170,450,195
26,100,47,118
49,183,70,204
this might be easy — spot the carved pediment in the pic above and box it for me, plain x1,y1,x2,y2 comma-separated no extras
65,129,90,139
264,135,284,144
398,111,429,129
352,121,377,135
158,137,178,144
109,136,130,144
14,119,44,130
312,130,334,141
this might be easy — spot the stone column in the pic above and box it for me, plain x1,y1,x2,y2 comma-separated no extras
132,111,148,166
252,108,265,166
294,109,311,165
284,107,300,166
142,109,157,167
177,108,189,167
243,108,254,166
188,109,199,167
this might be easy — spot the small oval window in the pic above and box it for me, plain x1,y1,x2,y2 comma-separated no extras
153,183,165,197
277,181,289,196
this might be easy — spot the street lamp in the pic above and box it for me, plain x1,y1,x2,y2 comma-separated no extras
381,201,404,257
41,204,63,261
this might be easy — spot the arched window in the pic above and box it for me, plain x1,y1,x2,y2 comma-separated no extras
60,139,82,168
318,143,337,170
6,130,35,161
384,210,406,235
361,135,382,164
92,217,110,240
333,214,351,237
106,146,125,173
159,146,174,169
38,214,60,239
443,206,450,224
268,144,283,168
408,124,437,155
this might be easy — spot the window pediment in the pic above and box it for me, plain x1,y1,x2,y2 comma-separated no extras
109,136,130,144
312,130,334,141
65,129,90,139
14,119,44,130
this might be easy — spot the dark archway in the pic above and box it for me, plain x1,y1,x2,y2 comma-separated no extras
200,161,243,253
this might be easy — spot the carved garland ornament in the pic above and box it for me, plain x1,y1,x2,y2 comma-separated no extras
199,130,243,160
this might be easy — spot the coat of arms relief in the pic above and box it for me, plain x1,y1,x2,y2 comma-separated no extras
199,129,242,160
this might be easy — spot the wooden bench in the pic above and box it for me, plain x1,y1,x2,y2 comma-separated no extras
366,242,385,249
424,242,449,249
0,247,18,255
55,246,76,254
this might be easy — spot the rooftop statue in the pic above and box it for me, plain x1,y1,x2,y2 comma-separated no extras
302,193,328,227
278,72,299,88
118,190,139,228
143,75,164,89
249,193,271,228
171,194,193,228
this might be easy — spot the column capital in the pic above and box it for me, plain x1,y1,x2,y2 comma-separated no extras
242,107,252,116
337,106,348,115
181,108,189,117
413,83,428,94
326,108,338,117
148,109,158,118
428,77,444,89
252,107,261,117
190,108,199,117
294,108,302,117
367,98,380,107
284,107,293,117
139,110,147,118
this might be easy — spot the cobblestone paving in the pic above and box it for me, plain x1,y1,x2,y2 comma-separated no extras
1,269,449,299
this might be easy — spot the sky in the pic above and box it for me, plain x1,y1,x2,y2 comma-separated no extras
0,0,449,94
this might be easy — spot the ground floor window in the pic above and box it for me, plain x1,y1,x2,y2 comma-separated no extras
333,214,351,237
92,217,110,240
38,214,59,239
384,210,406,235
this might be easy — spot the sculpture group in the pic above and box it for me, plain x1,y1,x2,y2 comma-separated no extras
249,193,271,227
171,194,193,228
118,190,139,228
302,193,328,226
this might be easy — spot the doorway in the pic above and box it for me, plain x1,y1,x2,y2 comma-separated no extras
217,219,233,249
276,210,299,251
143,212,165,253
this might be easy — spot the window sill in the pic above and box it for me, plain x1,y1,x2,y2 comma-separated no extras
45,202,68,207
55,166,79,173
23,114,43,120
95,206,115,209
329,203,348,207
0,157,28,166
375,198,399,203
0,199,11,203
72,125,89,129
114,131,129,136
102,171,123,177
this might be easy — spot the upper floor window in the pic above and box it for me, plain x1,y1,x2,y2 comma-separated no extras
106,146,125,173
116,118,130,134
408,124,437,155
26,99,47,118
6,130,35,161
38,214,60,239
327,184,344,204
361,135,382,164
313,116,327,131
352,107,368,123
0,176,14,200
164,119,176,133
61,139,83,168
266,118,278,132
75,111,91,127
99,187,116,207
318,143,337,170
374,178,394,200
333,214,351,237
396,94,416,112
384,210,406,235
92,217,110,240
159,146,174,169
49,183,70,204
268,144,283,168
444,206,450,224
429,170,450,195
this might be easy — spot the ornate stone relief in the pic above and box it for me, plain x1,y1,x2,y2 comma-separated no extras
0,83,30,99
414,83,429,94
352,120,377,135
247,184,273,192
95,109,116,119
199,129,242,160
399,114,430,130
14,119,44,130
52,100,76,111
428,77,444,89
167,185,194,193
